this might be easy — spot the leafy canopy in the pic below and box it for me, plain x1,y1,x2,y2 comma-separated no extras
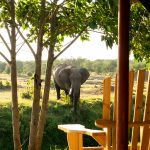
0,0,150,63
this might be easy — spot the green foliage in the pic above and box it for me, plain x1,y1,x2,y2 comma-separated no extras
21,91,33,99
0,104,13,150
0,81,3,88
27,72,33,77
20,79,34,99
1,0,150,68
3,64,10,74
0,99,103,149
0,62,6,73
5,80,11,87
15,0,119,52
17,61,24,74
0,0,11,28
22,61,35,75
0,59,149,76
130,3,150,63
0,80,11,90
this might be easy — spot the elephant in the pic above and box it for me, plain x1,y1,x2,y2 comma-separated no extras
53,64,90,113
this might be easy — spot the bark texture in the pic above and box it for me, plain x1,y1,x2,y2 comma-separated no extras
10,0,22,149
35,3,58,149
28,0,46,149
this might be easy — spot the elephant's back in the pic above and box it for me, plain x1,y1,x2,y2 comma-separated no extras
54,64,67,75
53,64,72,90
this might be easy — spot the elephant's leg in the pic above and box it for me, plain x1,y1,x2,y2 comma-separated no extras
54,80,61,99
70,92,73,105
65,90,69,102
65,90,69,96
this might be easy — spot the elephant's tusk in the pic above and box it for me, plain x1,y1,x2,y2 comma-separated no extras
69,88,72,95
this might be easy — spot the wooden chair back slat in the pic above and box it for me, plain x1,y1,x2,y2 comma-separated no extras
141,71,150,150
112,75,117,150
111,71,134,150
131,70,145,150
102,77,111,150
103,77,111,120
128,71,135,121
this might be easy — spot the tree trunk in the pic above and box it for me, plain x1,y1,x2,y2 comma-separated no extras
28,57,42,150
11,56,22,150
10,0,22,149
28,0,46,149
35,2,58,148
36,50,54,150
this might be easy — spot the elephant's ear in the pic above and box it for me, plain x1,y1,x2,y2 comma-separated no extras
79,68,90,84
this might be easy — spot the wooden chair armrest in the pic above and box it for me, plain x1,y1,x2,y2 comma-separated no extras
58,124,106,147
58,124,105,135
129,121,150,127
95,119,150,128
58,124,86,133
83,147,103,150
84,128,105,136
95,119,115,128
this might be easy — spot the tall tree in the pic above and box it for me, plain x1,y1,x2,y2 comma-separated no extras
1,0,150,149
16,0,105,149
0,0,21,149
27,0,46,149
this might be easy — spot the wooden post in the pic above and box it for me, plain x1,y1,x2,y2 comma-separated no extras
116,0,130,150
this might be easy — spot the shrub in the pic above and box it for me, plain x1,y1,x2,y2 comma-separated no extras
5,80,11,88
21,91,33,99
0,99,103,149
0,81,3,89
20,79,34,99
27,72,33,77
0,80,11,89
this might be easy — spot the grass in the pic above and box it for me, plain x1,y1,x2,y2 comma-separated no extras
0,72,102,103
0,72,105,149
0,95,103,150
0,73,148,149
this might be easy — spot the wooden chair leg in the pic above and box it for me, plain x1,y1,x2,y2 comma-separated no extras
67,132,83,150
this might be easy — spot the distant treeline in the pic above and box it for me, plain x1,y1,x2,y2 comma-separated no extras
0,58,148,76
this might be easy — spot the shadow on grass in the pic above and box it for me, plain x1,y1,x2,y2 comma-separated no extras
0,98,103,149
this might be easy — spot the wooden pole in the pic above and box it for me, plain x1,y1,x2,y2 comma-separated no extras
116,0,130,149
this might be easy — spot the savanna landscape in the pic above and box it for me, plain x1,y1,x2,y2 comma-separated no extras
0,59,149,149
0,63,103,149
0,0,150,150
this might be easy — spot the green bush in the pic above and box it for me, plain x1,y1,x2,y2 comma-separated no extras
5,80,11,87
0,105,13,150
21,91,33,99
20,79,34,99
0,99,103,149
0,81,3,88
27,72,33,77
0,80,11,90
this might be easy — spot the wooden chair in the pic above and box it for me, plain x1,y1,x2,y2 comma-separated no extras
58,70,150,150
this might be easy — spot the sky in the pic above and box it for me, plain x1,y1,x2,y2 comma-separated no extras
0,30,133,62
57,32,119,60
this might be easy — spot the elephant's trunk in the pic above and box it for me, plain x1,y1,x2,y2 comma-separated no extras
70,83,80,113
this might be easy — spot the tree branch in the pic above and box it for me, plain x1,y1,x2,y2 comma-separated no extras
15,25,36,58
0,51,11,64
54,25,88,60
0,34,11,53
16,41,25,54
87,30,104,34
5,23,11,41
